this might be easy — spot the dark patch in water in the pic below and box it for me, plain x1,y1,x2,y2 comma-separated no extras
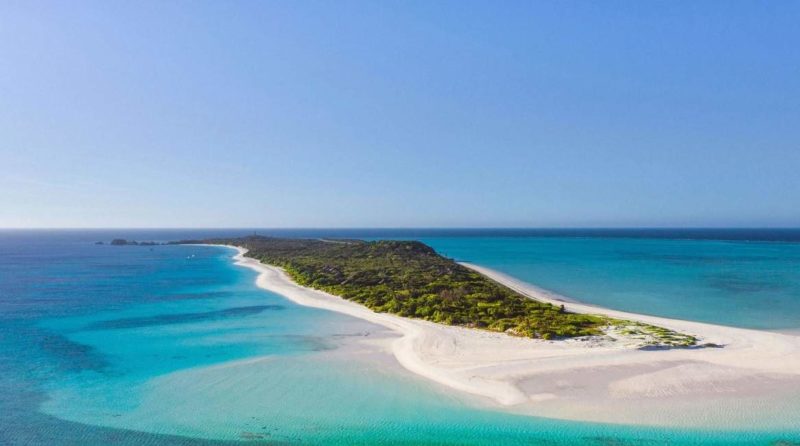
616,251,778,266
37,331,109,373
616,251,721,265
240,431,267,440
85,305,284,330
705,273,786,294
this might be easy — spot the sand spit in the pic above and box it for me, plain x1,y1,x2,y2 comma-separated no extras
217,245,800,428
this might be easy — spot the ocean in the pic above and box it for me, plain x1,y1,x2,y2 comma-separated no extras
1,229,799,445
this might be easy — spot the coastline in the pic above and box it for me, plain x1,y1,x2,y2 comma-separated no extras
217,244,800,428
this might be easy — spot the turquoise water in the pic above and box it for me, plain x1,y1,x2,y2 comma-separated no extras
1,229,799,445
417,235,800,330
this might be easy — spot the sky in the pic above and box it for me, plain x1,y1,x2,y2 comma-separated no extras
1,1,798,228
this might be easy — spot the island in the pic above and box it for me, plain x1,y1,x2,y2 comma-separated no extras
108,239,161,246
170,236,800,426
187,236,697,348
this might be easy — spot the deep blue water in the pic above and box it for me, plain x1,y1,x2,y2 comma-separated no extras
1,229,799,445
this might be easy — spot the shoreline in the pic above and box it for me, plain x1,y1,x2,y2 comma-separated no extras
214,244,800,428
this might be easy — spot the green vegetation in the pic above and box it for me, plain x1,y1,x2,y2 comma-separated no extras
608,320,698,348
197,236,696,346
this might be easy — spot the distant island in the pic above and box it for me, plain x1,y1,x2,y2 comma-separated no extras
187,236,697,347
104,239,161,246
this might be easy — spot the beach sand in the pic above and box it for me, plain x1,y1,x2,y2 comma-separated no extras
223,246,800,428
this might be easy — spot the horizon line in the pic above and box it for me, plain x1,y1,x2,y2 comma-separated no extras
2,226,800,231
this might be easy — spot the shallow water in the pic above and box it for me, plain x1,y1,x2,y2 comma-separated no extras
1,229,799,445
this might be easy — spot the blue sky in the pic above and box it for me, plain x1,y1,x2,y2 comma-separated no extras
1,1,798,228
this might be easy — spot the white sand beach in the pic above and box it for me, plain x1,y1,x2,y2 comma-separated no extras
223,246,800,428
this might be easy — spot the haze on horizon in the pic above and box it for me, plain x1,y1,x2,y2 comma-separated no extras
1,1,798,229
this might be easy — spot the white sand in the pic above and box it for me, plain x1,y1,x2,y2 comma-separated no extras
221,245,800,428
